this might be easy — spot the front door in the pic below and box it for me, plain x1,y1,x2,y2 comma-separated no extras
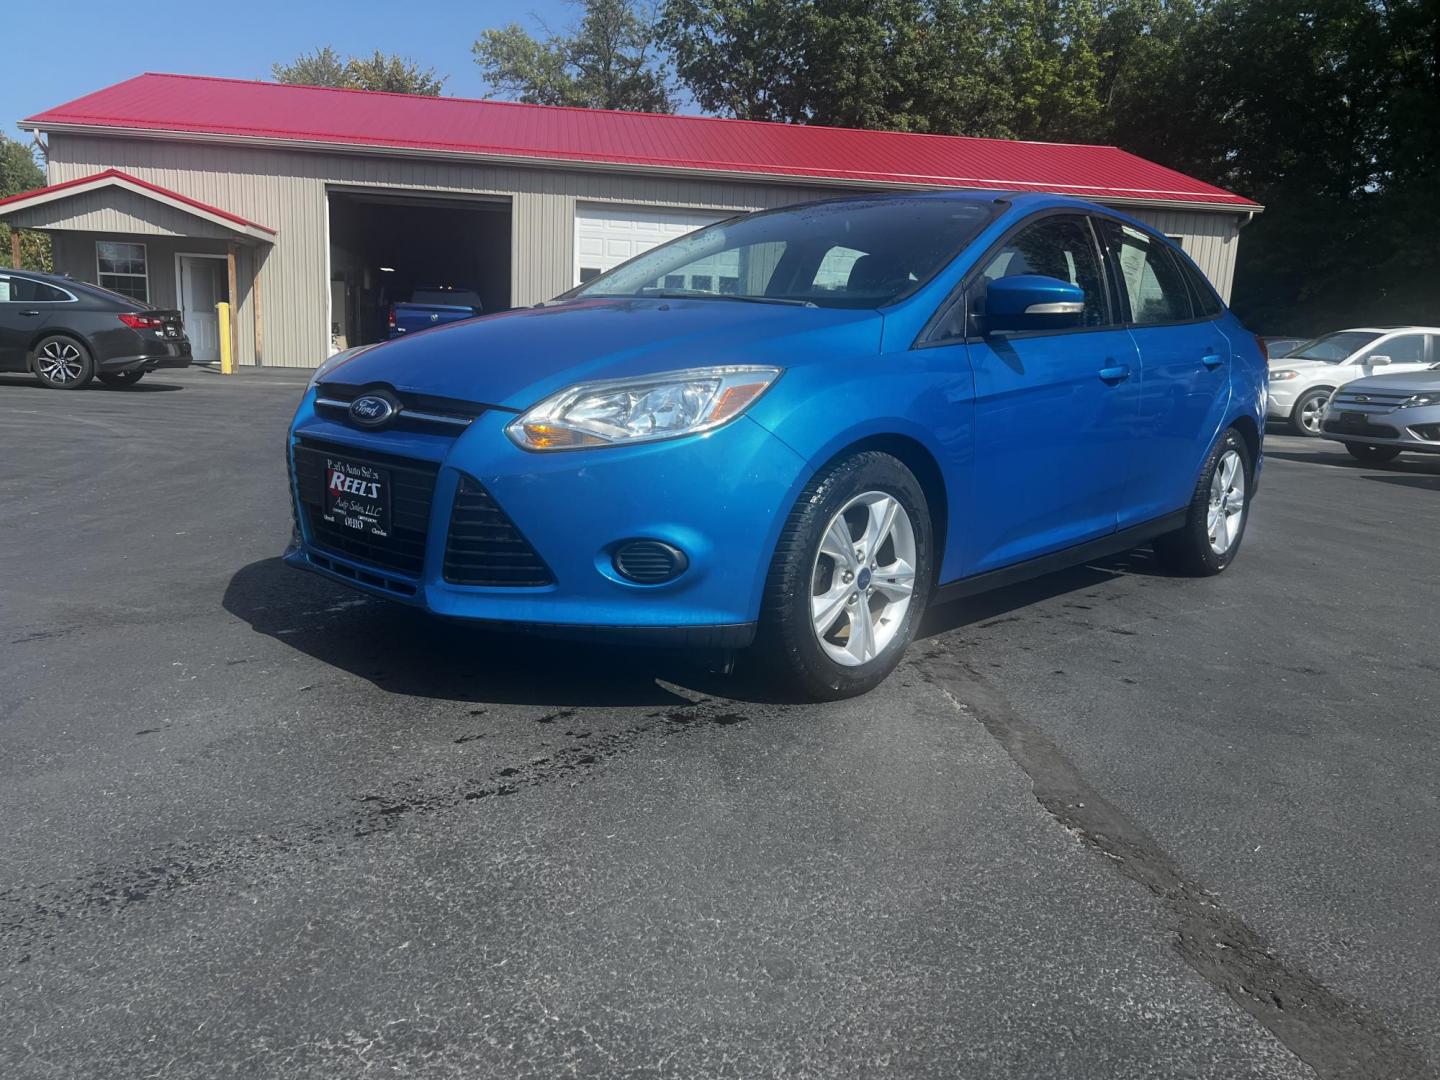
961,214,1142,574
178,256,227,364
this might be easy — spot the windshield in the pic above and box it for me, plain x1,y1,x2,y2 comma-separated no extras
570,197,996,309
1286,331,1383,363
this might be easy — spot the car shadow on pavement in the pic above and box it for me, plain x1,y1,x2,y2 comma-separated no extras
1363,472,1440,492
918,548,1164,640
0,374,184,392
223,557,761,708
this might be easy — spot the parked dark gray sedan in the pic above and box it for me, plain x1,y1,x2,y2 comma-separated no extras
0,269,191,389
1321,365,1440,463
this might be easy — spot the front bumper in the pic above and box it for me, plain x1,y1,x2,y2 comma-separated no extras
285,395,809,644
1321,406,1440,454
1265,383,1298,418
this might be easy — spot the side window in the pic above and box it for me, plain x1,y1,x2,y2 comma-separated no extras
1178,256,1223,317
1097,220,1193,325
8,278,71,303
0,276,10,303
1362,334,1426,364
970,215,1109,329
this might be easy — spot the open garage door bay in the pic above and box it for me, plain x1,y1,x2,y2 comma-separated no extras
328,190,511,350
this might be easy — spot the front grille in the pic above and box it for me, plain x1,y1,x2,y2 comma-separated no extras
292,437,438,577
1322,418,1399,440
315,382,484,434
443,475,553,587
1329,389,1412,409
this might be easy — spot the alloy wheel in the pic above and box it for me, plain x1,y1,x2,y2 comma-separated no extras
1207,449,1246,555
36,340,85,384
1299,394,1326,434
810,491,917,667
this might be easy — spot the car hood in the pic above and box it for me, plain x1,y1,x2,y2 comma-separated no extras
1268,359,1344,374
1339,368,1440,392
321,298,882,410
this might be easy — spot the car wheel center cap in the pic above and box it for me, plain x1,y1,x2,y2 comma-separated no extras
857,568,872,590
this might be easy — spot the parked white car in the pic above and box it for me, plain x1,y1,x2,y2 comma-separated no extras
1267,327,1439,436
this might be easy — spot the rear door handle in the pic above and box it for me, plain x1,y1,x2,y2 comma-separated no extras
1098,364,1132,383
1201,352,1224,369
20,310,41,317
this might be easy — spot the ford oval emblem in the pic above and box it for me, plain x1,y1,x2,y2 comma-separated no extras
349,394,396,428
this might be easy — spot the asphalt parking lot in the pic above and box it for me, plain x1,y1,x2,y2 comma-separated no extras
2,367,1437,1079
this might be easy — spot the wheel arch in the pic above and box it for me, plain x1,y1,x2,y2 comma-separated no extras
1229,413,1261,472
803,432,950,583
27,328,94,371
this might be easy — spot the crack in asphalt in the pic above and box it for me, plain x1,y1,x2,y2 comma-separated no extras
916,648,1433,1080
0,699,756,964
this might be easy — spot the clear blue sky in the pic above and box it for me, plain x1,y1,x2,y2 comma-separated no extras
6,0,577,140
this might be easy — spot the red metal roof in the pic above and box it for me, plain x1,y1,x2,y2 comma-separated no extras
0,167,276,234
23,73,1259,210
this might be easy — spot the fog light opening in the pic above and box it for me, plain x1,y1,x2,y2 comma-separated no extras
613,540,689,584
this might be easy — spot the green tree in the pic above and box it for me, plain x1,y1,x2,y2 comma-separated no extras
0,134,52,271
474,0,674,111
274,47,446,95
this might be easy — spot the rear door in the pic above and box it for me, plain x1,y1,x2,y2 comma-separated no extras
0,274,56,371
950,212,1142,573
1095,219,1232,527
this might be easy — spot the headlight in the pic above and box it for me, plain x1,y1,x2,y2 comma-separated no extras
308,344,378,388
1399,393,1440,409
1268,369,1300,381
507,366,781,451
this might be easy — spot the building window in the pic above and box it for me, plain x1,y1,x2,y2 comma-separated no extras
96,241,149,302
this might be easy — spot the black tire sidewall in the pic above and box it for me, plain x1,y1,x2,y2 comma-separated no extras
760,452,933,700
1155,427,1252,576
32,335,95,390
99,371,146,388
1344,443,1401,465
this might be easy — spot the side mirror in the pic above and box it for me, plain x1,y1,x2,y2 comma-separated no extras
983,275,1086,333
1366,354,1392,365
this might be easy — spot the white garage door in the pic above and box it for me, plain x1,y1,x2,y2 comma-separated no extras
575,204,735,286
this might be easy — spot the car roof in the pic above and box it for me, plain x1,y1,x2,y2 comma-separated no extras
1342,326,1440,334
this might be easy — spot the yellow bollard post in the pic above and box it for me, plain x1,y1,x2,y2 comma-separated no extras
217,302,234,375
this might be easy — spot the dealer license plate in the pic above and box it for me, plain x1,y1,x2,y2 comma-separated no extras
322,457,391,538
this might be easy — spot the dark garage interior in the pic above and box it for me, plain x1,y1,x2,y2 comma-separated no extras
328,191,511,349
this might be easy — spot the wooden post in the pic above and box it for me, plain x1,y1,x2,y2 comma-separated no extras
9,229,20,270
251,254,263,367
225,242,240,367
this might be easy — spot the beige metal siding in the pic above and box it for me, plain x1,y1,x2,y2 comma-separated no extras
4,186,240,240
46,133,1245,367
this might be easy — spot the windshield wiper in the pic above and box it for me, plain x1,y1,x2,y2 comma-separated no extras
634,289,817,308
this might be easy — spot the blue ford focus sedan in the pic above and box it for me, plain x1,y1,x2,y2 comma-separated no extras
286,192,1264,698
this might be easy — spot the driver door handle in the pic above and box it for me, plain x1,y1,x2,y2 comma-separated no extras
1201,352,1224,369
20,310,41,317
1098,363,1132,384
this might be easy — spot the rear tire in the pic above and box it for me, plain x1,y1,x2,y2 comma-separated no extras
31,336,95,390
1344,443,1401,465
98,370,147,388
755,451,933,701
1289,388,1332,437
1154,427,1252,577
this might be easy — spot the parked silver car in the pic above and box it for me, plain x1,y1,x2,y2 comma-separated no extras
1267,326,1438,436
1320,365,1440,464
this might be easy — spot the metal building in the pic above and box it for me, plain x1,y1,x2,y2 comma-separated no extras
0,73,1261,369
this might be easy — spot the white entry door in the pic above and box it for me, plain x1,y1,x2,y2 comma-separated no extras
574,205,735,286
178,255,227,363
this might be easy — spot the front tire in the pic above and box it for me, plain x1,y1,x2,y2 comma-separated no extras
1154,427,1252,577
756,452,933,701
31,336,95,390
98,370,147,388
1344,443,1401,465
1289,388,1332,437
